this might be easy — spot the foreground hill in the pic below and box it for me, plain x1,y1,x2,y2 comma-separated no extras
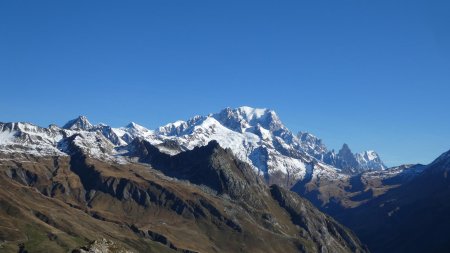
0,137,367,252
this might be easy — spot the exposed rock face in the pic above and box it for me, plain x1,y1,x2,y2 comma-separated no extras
129,139,266,205
0,139,367,253
270,185,367,253
336,144,360,173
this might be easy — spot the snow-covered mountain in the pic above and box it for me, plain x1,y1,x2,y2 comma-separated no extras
356,150,386,171
297,132,328,159
0,122,65,156
297,131,387,173
63,115,93,130
153,107,317,186
0,106,387,187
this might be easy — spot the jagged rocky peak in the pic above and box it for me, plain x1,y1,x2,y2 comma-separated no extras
339,143,353,156
335,144,360,173
121,121,154,141
325,143,387,173
296,130,387,173
63,115,93,131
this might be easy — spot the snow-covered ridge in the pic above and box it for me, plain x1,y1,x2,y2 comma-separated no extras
0,122,65,156
355,150,386,171
0,106,389,186
297,130,387,173
153,107,314,185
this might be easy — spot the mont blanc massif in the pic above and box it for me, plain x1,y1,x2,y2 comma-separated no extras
1,106,449,253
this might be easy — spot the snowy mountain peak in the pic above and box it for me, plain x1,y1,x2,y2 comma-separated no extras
237,106,271,120
355,150,386,171
109,121,154,144
149,106,387,178
157,116,205,136
297,131,328,158
298,131,320,141
1,122,41,133
213,106,283,133
0,121,65,156
303,139,388,173
126,122,148,131
63,116,93,130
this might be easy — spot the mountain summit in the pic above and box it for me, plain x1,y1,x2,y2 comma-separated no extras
63,115,93,130
212,106,284,133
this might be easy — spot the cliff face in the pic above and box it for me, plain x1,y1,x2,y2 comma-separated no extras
0,139,367,253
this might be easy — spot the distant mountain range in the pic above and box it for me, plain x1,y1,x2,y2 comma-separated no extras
0,106,387,188
1,106,448,253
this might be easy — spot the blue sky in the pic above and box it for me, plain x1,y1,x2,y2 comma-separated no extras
0,0,449,166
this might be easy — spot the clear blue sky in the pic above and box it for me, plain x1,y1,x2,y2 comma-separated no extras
1,0,449,166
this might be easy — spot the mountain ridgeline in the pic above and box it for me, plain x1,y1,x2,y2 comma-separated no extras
298,133,386,174
0,106,387,189
1,106,448,253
